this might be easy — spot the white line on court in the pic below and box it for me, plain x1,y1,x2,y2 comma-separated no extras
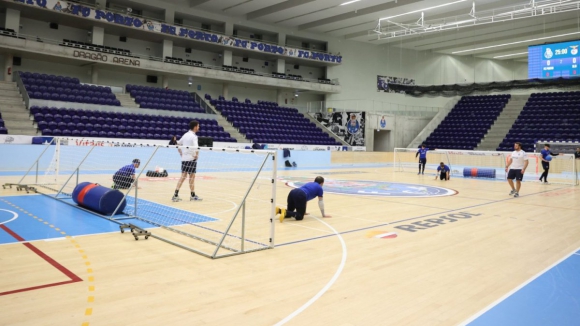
274,216,347,326
0,209,18,225
284,221,334,234
459,245,580,326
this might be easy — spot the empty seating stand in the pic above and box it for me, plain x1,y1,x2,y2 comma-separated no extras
424,94,510,150
498,91,580,152
165,56,203,67
209,96,340,145
30,106,236,142
20,72,121,106
126,84,205,113
61,39,133,57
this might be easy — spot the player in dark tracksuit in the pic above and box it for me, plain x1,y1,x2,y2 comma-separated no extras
416,144,429,175
539,144,559,183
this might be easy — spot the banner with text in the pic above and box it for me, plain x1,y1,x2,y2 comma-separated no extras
13,0,342,64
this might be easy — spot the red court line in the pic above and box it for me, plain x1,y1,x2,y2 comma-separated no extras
0,224,83,296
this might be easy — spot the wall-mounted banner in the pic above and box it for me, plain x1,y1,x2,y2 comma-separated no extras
310,111,365,146
13,0,342,64
377,75,415,93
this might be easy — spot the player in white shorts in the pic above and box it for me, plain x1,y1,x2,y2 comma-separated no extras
505,142,529,198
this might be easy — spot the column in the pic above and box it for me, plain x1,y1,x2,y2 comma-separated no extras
91,26,104,45
276,89,284,106
163,39,173,59
5,8,20,32
222,83,229,100
165,8,175,24
162,75,169,88
91,66,99,85
222,22,233,66
277,33,286,74
4,54,13,82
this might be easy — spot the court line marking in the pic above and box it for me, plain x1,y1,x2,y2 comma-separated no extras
274,216,347,326
0,209,18,225
276,186,572,247
0,224,83,296
458,245,580,326
283,222,334,234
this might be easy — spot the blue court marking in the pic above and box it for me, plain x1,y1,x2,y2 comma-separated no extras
275,185,571,247
0,195,216,244
467,248,580,326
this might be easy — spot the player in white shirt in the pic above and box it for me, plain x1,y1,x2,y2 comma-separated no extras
172,120,202,202
505,142,529,198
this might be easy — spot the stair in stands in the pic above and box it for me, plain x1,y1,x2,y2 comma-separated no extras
0,81,38,135
199,96,247,143
477,95,530,151
303,113,348,146
116,93,140,108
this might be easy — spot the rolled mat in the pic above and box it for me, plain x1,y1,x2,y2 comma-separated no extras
72,182,127,215
463,167,496,179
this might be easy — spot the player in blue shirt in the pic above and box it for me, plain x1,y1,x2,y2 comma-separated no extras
415,144,429,175
113,159,140,189
277,176,330,222
539,144,559,183
435,162,450,181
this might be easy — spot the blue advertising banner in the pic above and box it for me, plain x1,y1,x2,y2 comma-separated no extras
13,0,342,64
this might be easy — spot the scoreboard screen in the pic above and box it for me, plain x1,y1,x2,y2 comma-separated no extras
528,40,580,79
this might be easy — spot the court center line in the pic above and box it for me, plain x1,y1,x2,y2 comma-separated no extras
274,216,347,326
276,186,571,247
458,245,580,326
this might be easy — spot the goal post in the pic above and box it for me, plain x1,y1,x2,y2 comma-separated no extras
7,138,277,258
394,148,578,185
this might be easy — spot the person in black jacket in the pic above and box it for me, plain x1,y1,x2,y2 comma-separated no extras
169,135,178,145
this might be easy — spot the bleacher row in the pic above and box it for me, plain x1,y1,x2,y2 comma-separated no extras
208,95,340,145
424,95,510,150
31,106,235,142
20,72,121,106
126,84,205,113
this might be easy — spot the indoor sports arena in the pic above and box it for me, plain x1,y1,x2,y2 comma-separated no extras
1,0,580,325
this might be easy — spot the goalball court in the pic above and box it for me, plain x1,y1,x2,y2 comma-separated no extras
1,143,580,325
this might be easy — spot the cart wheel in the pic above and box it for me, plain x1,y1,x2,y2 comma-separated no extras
145,236,149,240
134,237,138,241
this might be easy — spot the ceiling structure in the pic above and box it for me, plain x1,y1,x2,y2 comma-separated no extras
156,0,580,62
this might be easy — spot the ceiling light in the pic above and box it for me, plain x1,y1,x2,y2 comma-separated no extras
379,0,467,21
340,0,361,5
493,52,528,59
452,32,580,54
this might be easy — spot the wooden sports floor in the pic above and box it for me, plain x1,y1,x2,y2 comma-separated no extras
1,152,580,326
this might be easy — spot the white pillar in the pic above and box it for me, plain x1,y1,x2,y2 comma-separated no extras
5,54,13,82
91,66,99,84
276,89,284,106
222,83,229,99
5,8,20,32
165,8,175,24
222,22,234,66
277,33,286,74
163,39,173,59
162,75,169,88
91,26,104,45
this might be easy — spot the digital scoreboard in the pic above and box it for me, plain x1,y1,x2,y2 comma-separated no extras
528,40,580,79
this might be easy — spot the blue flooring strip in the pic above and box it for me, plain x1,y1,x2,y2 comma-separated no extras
468,250,580,326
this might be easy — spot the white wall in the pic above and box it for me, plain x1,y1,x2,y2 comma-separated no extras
19,17,89,42
103,34,163,58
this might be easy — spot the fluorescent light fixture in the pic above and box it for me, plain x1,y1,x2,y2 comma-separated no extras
340,0,361,5
452,31,580,54
379,0,467,21
493,52,528,59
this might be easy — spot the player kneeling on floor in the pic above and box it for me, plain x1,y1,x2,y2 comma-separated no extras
435,162,450,181
276,176,331,222
112,159,140,189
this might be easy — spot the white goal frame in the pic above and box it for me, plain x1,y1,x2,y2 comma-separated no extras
394,148,578,186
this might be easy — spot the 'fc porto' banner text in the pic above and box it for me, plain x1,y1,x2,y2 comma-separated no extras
311,111,365,146
13,0,342,64
377,75,415,93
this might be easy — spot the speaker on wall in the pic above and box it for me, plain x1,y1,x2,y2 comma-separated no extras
119,36,127,42
13,57,21,66
146,75,158,83
294,65,300,69
242,57,248,62
185,48,192,53
49,22,59,29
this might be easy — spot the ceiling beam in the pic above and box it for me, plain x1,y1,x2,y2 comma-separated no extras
246,0,316,20
297,0,425,31
189,0,213,7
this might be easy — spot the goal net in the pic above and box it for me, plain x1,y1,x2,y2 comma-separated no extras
394,148,578,185
13,138,277,259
